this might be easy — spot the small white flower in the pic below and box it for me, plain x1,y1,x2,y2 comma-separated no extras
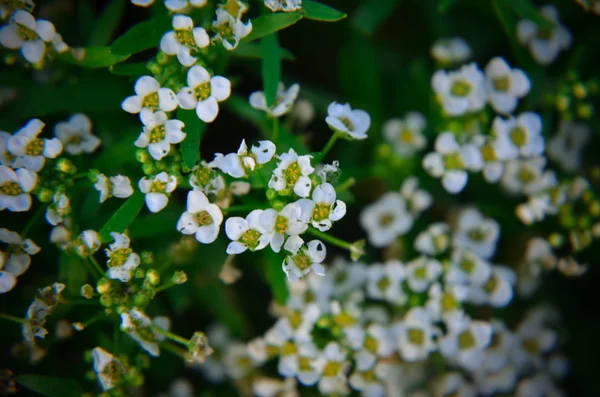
468,265,516,307
513,307,558,371
268,148,314,197
324,258,367,298
0,165,37,212
54,113,101,155
165,0,208,12
517,5,571,65
485,57,531,114
91,347,124,391
105,232,140,282
414,222,451,256
347,324,394,370
516,374,564,397
211,7,252,51
517,237,555,298
75,230,102,258
259,202,309,252
426,283,469,321
433,372,477,397
210,139,275,178
226,209,274,254
45,192,70,226
430,37,472,64
160,14,209,67
314,342,350,395
501,157,555,196
548,121,591,172
121,76,178,114
432,63,486,116
405,256,443,293
177,66,231,123
360,192,413,248
280,341,320,385
422,132,483,194
476,132,518,183
264,0,302,12
492,112,544,158
479,320,517,374
383,112,427,156
282,236,326,281
453,207,500,260
177,190,223,244
439,313,492,372
348,360,390,397
393,308,439,362
0,228,40,293
300,183,346,232
121,309,169,357
50,225,71,248
135,109,186,160
326,102,371,140
250,82,300,118
400,177,433,215
51,32,68,53
138,172,177,213
224,343,258,380
0,10,56,64
8,119,62,172
94,174,134,203
447,249,493,286
366,260,407,305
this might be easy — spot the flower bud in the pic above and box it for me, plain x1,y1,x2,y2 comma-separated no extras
96,278,110,294
186,331,213,364
100,294,113,307
56,158,76,174
146,269,160,285
134,294,150,308
81,284,94,299
266,188,277,201
37,188,54,203
156,51,169,65
141,251,154,265
172,271,187,285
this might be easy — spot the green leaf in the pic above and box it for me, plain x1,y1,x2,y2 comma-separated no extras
88,0,126,46
111,13,172,55
264,251,288,305
301,0,347,21
503,0,553,29
58,252,88,296
351,0,402,35
15,375,82,397
261,33,281,107
99,190,145,243
233,42,295,61
57,46,129,68
109,61,149,76
177,109,206,169
244,13,303,42
78,1,96,41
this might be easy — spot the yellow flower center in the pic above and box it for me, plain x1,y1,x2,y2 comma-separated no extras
364,335,378,353
510,126,527,147
239,229,261,249
18,24,38,41
291,251,312,271
458,330,475,350
377,276,391,292
149,125,166,144
175,29,196,47
340,116,354,130
334,312,356,327
25,138,44,156
518,167,536,183
443,152,465,170
0,181,23,196
450,80,471,97
481,144,496,161
484,274,498,294
108,248,132,268
275,215,288,234
194,81,211,102
414,266,428,279
193,166,214,186
150,179,167,193
537,27,554,41
379,213,395,226
298,356,313,372
281,341,297,356
407,328,425,345
460,257,476,274
441,291,458,312
289,311,302,329
195,210,213,226
400,129,415,143
522,338,539,354
223,0,243,17
434,234,448,251
493,76,511,92
142,92,159,109
312,203,331,222
467,228,487,242
323,361,342,377
284,162,302,186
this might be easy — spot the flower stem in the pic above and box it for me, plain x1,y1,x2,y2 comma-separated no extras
89,256,105,278
337,177,356,192
151,324,189,347
316,131,341,164
155,280,177,293
0,313,27,324
82,311,107,328
161,341,187,358
271,117,279,142
307,227,353,250
224,204,268,213
21,204,46,238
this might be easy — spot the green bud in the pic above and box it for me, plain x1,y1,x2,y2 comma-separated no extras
156,160,167,171
135,268,145,279
172,271,188,284
376,143,393,159
100,294,113,307
272,200,284,212
37,188,54,203
96,278,110,294
141,251,154,265
266,188,277,201
149,62,162,76
142,163,155,175
136,149,150,163
146,269,160,285
81,284,94,299
134,294,150,308
56,158,76,174
156,52,169,66
187,331,212,364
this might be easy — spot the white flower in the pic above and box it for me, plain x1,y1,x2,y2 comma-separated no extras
405,256,443,293
476,132,518,183
131,0,155,6
400,177,433,215
8,119,62,172
0,10,56,64
447,249,493,286
422,132,483,194
383,112,427,156
75,230,102,258
268,148,314,197
45,192,70,226
177,66,231,123
165,0,208,12
432,63,486,116
300,183,346,232
414,222,451,256
492,112,544,158
138,172,177,213
291,98,316,130
51,32,68,53
54,113,101,155
347,324,394,370
548,121,591,172
433,372,477,397
211,8,252,51
94,174,134,204
360,192,413,248
259,202,309,252
349,360,390,397
160,14,209,67
264,0,302,12
253,377,298,397
480,320,517,375
0,165,37,212
517,237,555,297
224,343,258,380
0,228,40,293
50,225,71,248
225,209,274,254
91,347,124,391
394,308,439,362
313,342,350,395
468,266,516,307
121,309,169,357
210,139,275,178
513,307,558,371
517,5,571,65
250,82,300,118
516,374,564,397
430,37,472,64
135,109,186,160
501,157,555,196
426,283,469,321
177,190,223,244
485,57,531,114
121,76,178,114
326,102,371,140
282,236,326,281
366,260,407,305
280,341,320,385
439,313,492,372
105,232,140,282
453,207,500,260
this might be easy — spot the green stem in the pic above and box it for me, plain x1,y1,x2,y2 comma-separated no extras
0,313,27,324
161,341,187,358
72,172,90,180
316,131,341,164
271,117,279,142
82,311,107,328
89,256,105,277
336,177,356,192
151,324,189,347
307,227,353,251
155,280,177,293
21,204,46,238
224,204,268,213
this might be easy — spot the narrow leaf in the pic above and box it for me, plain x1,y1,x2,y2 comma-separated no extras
177,109,206,169
503,0,553,28
351,0,402,35
244,13,303,42
78,1,96,41
301,0,347,22
233,42,295,60
110,61,149,76
15,375,82,397
111,13,172,55
88,0,126,46
261,33,281,107
264,251,289,305
99,190,145,242
57,46,129,68
58,252,88,296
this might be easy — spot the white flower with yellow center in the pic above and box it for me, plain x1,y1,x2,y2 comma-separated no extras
349,360,390,397
346,324,394,370
74,230,102,258
139,172,177,213
400,177,433,215
393,308,439,362
517,237,555,298
366,260,407,305
432,63,486,116
440,313,492,371
165,0,208,12
135,109,186,160
268,148,314,197
422,131,483,194
431,37,472,65
453,207,500,260
475,132,517,183
94,174,134,204
433,372,477,397
45,192,70,226
468,265,516,307
405,256,443,293
0,10,56,64
383,112,427,156
226,209,274,254
105,232,140,282
300,183,346,232
210,139,275,178
211,7,252,51
513,307,558,371
177,190,223,244
0,165,37,212
548,121,591,172
122,76,178,114
314,342,350,395
426,283,469,321
414,222,451,256
91,347,124,391
283,341,320,386
224,343,258,380
264,0,302,12
8,119,62,172
324,257,367,298
160,14,209,67
500,157,555,196
178,66,231,122
0,228,39,293
447,249,492,286
54,113,101,155
480,320,516,375
259,202,309,253
250,82,300,118
517,5,571,65
121,309,170,357
360,192,413,248
492,112,544,158
282,235,326,281
326,102,371,140
485,57,530,114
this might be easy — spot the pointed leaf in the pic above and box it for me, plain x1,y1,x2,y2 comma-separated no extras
261,33,281,107
244,13,303,42
15,375,82,397
99,190,145,242
111,13,172,55
57,46,129,68
89,0,126,46
301,0,346,22
177,109,206,169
